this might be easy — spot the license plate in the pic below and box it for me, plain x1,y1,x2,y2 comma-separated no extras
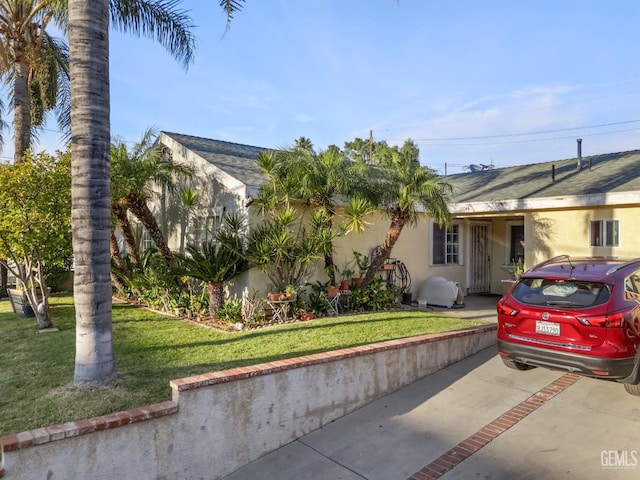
536,320,560,336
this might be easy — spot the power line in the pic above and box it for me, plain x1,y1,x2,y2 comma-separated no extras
415,127,640,147
411,120,640,142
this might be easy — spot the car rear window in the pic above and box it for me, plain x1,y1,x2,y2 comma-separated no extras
510,278,611,308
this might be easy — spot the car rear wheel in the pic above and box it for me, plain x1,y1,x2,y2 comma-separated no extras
623,383,640,396
501,357,535,371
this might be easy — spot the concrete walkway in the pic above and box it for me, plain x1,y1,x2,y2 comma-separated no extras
224,296,640,480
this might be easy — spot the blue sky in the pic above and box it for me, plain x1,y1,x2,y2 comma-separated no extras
10,0,640,174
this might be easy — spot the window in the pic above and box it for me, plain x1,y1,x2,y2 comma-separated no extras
589,220,619,247
433,224,460,265
510,225,524,263
140,229,154,251
194,215,221,246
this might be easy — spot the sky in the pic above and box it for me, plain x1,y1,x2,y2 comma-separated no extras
6,0,640,174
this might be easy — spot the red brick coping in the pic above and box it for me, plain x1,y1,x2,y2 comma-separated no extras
169,324,496,392
406,372,581,480
1,323,496,470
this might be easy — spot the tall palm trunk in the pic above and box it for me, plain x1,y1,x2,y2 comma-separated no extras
5,48,33,296
362,209,408,288
70,0,116,385
12,54,32,164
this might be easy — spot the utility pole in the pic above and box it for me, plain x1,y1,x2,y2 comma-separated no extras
369,129,373,164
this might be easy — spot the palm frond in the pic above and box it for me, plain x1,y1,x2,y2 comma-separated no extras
218,0,245,33
110,0,197,68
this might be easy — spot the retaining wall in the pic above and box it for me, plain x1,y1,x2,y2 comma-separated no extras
1,324,497,480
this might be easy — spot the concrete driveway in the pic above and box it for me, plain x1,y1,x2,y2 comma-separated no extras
224,345,640,479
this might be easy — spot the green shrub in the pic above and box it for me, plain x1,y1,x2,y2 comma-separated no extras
217,299,243,324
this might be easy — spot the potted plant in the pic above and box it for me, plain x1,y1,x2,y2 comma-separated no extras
352,251,371,287
299,311,314,321
339,267,353,291
327,285,340,298
267,291,284,302
511,258,525,279
285,284,297,300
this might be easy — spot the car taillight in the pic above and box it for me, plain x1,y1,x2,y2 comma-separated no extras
576,311,627,327
497,300,519,316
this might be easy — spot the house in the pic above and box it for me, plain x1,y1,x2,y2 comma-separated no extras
155,131,640,299
441,145,640,296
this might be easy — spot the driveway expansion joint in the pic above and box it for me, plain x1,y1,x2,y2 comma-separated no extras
406,373,581,480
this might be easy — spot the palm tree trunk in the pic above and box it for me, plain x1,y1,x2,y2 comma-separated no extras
70,0,116,385
208,282,224,319
126,192,177,267
362,210,407,288
113,202,141,269
13,55,32,164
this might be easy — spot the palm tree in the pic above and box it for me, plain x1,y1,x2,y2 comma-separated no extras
260,144,375,285
69,0,115,385
0,0,70,164
178,186,199,252
175,214,249,319
69,0,243,385
361,139,452,288
110,128,193,270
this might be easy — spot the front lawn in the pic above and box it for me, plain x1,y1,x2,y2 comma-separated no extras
0,295,483,437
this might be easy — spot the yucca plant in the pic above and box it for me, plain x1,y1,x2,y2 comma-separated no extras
175,214,249,319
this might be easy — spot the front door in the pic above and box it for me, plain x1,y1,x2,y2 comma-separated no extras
470,223,491,293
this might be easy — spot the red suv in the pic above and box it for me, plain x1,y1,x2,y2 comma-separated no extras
497,256,640,395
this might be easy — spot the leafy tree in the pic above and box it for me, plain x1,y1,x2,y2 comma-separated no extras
0,0,69,298
0,150,72,329
175,214,249,319
361,139,452,288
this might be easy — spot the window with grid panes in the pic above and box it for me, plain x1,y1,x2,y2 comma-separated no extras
433,223,459,265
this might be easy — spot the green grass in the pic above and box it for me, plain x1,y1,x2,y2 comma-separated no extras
0,295,484,437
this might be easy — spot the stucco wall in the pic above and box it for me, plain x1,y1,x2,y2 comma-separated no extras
1,325,496,480
525,205,640,265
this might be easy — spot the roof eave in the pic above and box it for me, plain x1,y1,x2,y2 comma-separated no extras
450,191,640,214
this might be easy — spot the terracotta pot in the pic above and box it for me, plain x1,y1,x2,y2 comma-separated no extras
327,287,339,298
352,277,364,287
267,293,282,301
339,280,350,291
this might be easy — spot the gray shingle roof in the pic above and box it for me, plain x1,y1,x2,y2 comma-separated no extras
162,131,640,206
445,149,640,203
161,132,267,190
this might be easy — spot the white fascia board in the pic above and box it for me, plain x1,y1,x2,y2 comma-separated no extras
449,191,640,214
158,133,248,199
